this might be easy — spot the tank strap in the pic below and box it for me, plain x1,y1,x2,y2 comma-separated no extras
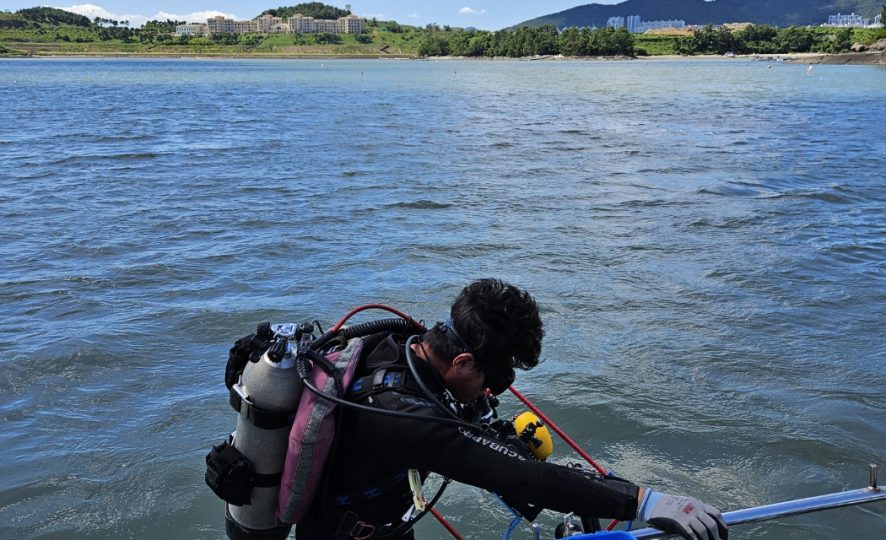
229,389,294,430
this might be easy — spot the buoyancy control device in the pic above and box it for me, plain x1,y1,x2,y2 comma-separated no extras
206,310,426,540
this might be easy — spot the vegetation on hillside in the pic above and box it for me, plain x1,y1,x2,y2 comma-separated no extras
16,7,91,26
417,26,635,57
674,24,886,55
261,3,351,20
1,4,884,58
411,23,885,57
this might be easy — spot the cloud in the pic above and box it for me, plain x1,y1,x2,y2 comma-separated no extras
154,11,238,24
56,4,239,26
407,13,421,19
459,7,486,15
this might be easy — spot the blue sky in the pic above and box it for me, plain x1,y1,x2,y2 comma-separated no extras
0,1,625,30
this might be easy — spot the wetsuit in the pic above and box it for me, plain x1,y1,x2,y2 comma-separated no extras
296,333,640,539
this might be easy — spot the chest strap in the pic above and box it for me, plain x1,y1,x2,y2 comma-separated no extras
348,367,411,400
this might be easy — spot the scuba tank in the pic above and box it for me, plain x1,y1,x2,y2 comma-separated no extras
206,323,311,540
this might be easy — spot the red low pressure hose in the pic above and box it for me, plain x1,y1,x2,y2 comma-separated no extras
508,386,608,476
430,507,464,540
508,386,622,531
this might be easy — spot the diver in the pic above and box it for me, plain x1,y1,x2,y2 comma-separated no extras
292,279,728,540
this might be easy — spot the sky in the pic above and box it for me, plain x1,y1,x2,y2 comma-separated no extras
0,1,625,30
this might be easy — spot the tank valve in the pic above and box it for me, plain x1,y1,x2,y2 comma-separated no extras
267,338,289,363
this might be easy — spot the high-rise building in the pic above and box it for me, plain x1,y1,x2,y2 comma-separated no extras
607,17,625,29
610,15,686,33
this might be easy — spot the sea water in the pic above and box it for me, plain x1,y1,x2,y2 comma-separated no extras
0,58,884,539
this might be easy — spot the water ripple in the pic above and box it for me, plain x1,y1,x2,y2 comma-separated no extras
0,58,884,540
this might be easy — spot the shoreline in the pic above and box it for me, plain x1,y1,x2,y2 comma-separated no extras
2,51,884,65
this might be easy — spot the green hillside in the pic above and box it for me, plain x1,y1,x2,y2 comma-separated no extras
260,3,351,20
0,7,423,57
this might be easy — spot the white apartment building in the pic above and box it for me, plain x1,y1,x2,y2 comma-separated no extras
825,12,883,28
174,23,208,37
204,13,365,35
339,15,364,34
207,16,234,33
288,14,365,34
256,14,286,33
206,16,258,34
826,13,873,27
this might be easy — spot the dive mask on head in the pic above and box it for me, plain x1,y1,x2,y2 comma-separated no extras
439,318,515,395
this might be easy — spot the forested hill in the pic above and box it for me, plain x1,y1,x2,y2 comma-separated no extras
518,0,884,29
261,3,351,20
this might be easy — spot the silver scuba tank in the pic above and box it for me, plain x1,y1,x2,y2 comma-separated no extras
226,325,305,540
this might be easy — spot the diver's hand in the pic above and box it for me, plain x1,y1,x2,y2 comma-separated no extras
637,489,728,540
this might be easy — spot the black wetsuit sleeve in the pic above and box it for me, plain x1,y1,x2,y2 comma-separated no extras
366,394,640,520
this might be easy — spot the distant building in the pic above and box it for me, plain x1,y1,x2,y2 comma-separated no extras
288,14,364,34
288,14,314,33
339,15,365,34
607,16,625,29
824,12,879,28
175,23,208,37
639,19,687,33
203,13,364,35
206,16,257,34
256,14,286,33
612,15,686,33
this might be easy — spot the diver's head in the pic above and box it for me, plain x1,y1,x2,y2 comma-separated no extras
424,279,543,399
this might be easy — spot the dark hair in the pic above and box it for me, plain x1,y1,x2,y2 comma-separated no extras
424,279,543,373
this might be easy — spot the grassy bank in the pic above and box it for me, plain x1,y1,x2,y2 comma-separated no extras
2,16,885,59
0,29,421,57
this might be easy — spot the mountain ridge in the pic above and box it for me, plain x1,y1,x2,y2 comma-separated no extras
518,0,884,29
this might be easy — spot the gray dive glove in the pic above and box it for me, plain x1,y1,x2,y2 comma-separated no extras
637,489,728,540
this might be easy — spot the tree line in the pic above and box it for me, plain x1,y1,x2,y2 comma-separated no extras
414,23,885,58
418,26,635,57
675,24,881,55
